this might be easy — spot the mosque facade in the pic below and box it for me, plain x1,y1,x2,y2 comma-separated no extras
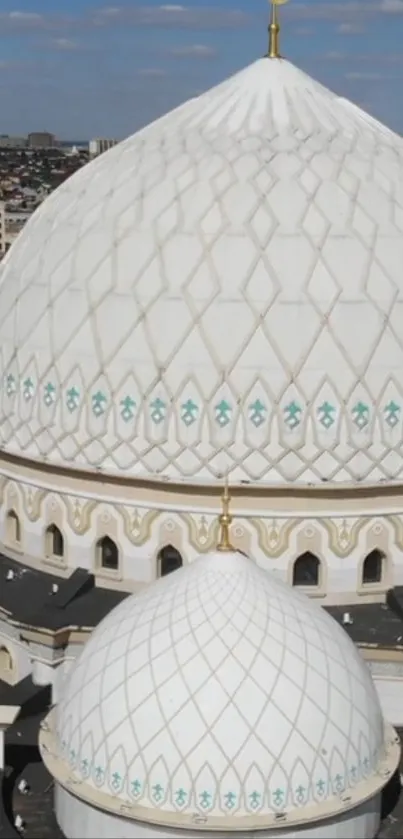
1,5,403,836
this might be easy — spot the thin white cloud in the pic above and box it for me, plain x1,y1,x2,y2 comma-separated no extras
380,0,403,11
52,38,79,51
345,71,385,80
286,1,403,20
93,4,248,29
7,11,42,21
337,22,365,34
170,44,217,58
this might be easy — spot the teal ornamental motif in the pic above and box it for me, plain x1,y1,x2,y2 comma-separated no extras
131,779,142,798
350,765,357,783
249,790,261,810
66,386,80,413
94,765,104,785
295,784,306,805
23,377,35,401
43,382,56,407
316,778,326,796
249,399,267,428
92,390,107,418
111,771,122,791
174,788,187,807
199,790,212,809
152,783,164,803
80,758,90,779
120,395,136,423
6,373,16,396
272,787,285,807
223,791,236,810
150,397,166,425
333,773,344,793
384,400,400,428
317,401,336,429
181,398,199,427
352,401,370,430
69,748,76,766
215,399,232,428
284,400,302,430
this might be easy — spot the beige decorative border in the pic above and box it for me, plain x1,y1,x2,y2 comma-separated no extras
39,713,400,832
0,472,403,559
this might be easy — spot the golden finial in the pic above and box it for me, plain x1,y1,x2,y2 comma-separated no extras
268,0,289,59
217,476,234,552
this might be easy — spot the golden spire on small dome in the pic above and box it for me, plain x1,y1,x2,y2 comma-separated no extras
217,476,234,552
267,0,289,59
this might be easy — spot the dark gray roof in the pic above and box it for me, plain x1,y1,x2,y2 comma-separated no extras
325,589,403,648
0,554,128,632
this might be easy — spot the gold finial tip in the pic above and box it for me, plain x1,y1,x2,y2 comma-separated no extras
216,477,234,552
267,0,289,59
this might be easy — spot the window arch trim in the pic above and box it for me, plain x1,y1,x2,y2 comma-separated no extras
5,508,21,545
157,544,183,579
292,551,321,588
45,523,64,559
361,548,385,586
96,535,119,572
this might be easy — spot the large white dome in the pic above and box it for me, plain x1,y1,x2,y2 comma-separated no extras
47,551,393,830
1,58,403,485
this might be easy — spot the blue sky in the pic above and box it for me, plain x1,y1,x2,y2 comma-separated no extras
0,0,402,139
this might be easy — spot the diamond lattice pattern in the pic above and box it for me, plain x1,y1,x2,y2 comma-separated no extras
1,60,403,483
56,553,385,819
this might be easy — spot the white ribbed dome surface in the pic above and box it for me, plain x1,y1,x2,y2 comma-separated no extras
1,58,403,484
53,551,388,826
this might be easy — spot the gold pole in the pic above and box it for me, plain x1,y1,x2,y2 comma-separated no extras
268,1,280,58
217,476,234,552
268,0,289,59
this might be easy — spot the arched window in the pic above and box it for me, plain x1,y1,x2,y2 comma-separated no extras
45,524,64,559
158,544,183,578
0,645,12,673
292,551,320,587
362,549,384,585
6,509,21,545
97,536,119,571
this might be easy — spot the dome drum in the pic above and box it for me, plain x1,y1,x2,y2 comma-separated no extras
40,714,399,833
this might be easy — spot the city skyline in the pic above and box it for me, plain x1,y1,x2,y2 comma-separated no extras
0,0,403,139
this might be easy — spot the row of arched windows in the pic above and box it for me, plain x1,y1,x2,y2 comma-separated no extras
3,509,184,577
292,549,385,587
3,509,386,586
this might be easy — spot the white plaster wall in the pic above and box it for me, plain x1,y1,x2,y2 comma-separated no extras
56,786,381,839
53,658,76,704
0,466,401,600
373,677,403,727
0,618,31,683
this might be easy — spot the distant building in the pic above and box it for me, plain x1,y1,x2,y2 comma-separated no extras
0,135,27,148
28,132,56,149
89,137,119,157
0,201,32,255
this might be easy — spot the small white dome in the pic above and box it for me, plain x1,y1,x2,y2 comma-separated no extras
52,551,391,828
1,59,403,485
